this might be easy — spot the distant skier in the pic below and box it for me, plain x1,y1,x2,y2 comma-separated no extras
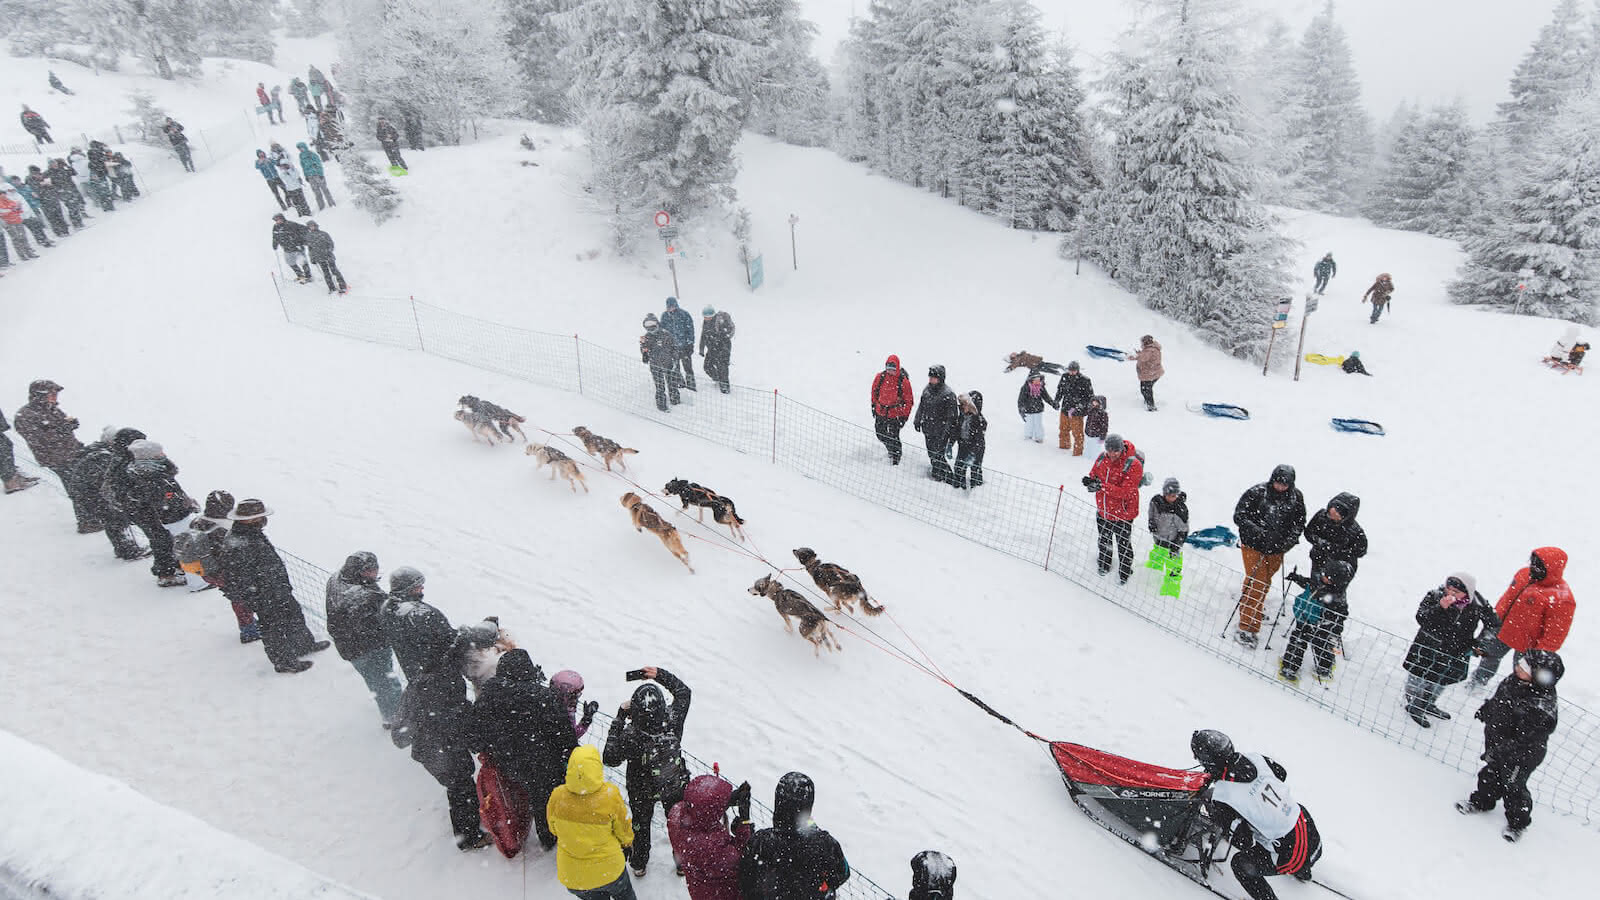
1190,729,1321,899
1362,273,1394,323
48,71,73,95
20,104,51,143
1312,253,1336,294
1340,351,1370,375
1457,650,1563,842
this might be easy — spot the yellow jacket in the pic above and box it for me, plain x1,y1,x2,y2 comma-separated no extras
547,745,633,890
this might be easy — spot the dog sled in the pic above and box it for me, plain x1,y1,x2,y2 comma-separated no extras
1187,403,1250,420
1085,344,1132,361
1329,418,1385,436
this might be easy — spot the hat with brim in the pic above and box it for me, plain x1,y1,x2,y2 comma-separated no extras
229,498,273,520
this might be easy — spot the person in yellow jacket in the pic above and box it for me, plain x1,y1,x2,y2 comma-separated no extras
548,745,638,900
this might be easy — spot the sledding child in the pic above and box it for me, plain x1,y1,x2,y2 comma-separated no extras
952,391,987,490
1084,395,1109,454
1145,478,1188,597
1457,650,1563,842
1015,372,1055,443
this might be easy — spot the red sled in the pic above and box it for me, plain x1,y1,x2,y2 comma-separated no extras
477,754,531,858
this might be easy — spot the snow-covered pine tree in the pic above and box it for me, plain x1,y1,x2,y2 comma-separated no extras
1495,0,1591,142
1367,101,1477,238
1,0,75,56
1077,0,1294,359
1282,0,1372,213
506,0,575,123
68,0,201,79
340,151,403,224
835,0,900,167
1449,89,1600,324
745,0,831,147
287,0,331,37
1240,17,1302,206
125,91,171,145
1361,102,1418,226
197,0,275,64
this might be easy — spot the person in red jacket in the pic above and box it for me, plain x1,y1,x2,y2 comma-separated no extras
1084,434,1142,584
869,355,915,465
667,773,753,900
1470,547,1575,690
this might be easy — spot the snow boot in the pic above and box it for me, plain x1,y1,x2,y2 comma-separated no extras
1146,545,1171,570
1456,798,1488,816
1234,629,1258,649
1278,662,1300,684
239,623,262,644
305,639,331,654
157,573,188,588
631,862,647,878
1421,702,1451,721
274,659,313,674
456,830,493,851
1502,826,1524,843
1406,704,1431,728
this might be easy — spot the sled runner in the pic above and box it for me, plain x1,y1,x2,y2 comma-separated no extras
1085,344,1132,361
1185,526,1237,550
1187,403,1250,420
1330,418,1384,436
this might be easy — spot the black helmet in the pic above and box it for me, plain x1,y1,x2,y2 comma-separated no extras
631,683,668,732
1269,464,1296,487
1319,560,1355,588
1191,729,1236,774
773,771,815,829
1522,650,1564,689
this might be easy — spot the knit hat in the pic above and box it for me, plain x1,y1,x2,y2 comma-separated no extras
127,439,164,460
702,305,716,317
1162,477,1180,494
204,490,235,519
665,296,679,309
1445,572,1477,597
1066,361,1081,372
642,313,659,330
389,566,425,596
1104,434,1125,453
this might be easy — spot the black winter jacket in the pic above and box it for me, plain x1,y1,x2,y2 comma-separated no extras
1304,493,1367,573
956,393,986,457
1477,672,1560,766
219,525,299,618
640,329,680,368
272,220,308,251
1055,372,1094,416
1233,482,1307,555
381,594,456,680
305,228,335,264
700,311,734,355
1016,379,1055,416
472,649,575,789
913,382,959,445
737,780,851,900
12,397,83,469
603,668,691,803
325,552,389,660
1404,588,1499,684
406,668,476,763
124,457,196,525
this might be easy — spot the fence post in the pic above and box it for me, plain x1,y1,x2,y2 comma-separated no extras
573,334,583,395
1043,485,1064,571
270,272,288,322
409,295,426,352
771,389,779,465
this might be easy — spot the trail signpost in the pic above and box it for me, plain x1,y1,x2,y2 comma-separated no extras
1262,297,1294,376
1293,294,1317,382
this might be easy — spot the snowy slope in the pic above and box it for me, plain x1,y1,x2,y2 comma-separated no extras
1,42,1597,900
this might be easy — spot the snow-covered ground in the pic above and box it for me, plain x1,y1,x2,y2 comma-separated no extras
1,37,1596,900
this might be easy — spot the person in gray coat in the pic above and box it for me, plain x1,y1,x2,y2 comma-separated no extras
305,220,347,294
326,551,403,724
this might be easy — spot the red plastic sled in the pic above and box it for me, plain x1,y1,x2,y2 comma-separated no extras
477,754,531,858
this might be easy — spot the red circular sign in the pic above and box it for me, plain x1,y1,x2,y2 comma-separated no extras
653,211,671,228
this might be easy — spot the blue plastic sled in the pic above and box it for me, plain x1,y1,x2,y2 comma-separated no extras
1186,526,1238,550
1086,345,1130,360
1191,403,1250,420
1331,417,1385,436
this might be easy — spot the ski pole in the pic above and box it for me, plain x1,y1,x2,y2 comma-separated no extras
1263,567,1296,651
1219,598,1242,637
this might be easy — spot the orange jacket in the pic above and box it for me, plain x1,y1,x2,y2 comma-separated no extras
0,192,23,225
1494,547,1575,652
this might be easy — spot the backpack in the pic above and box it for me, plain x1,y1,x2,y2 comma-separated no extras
156,476,197,524
636,728,688,799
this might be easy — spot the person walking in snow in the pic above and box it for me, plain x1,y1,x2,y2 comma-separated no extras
472,648,577,851
326,552,404,725
173,490,260,642
548,746,637,898
289,77,310,112
661,296,697,391
603,666,692,877
870,355,915,465
1312,253,1336,294
272,213,312,283
375,116,407,169
913,364,959,485
255,150,288,210
120,439,198,588
308,66,331,111
20,104,51,143
1469,548,1576,690
1457,650,1563,842
737,771,851,899
163,117,195,173
0,407,41,495
297,142,334,209
1304,493,1367,581
1085,434,1143,584
276,160,312,216
909,851,957,900
48,71,73,96
380,567,458,681
1015,372,1055,443
221,499,330,673
952,391,987,490
1131,335,1163,411
1363,273,1394,324
255,83,277,123
1402,573,1498,727
1189,729,1322,899
305,220,347,294
1231,465,1307,648
640,314,682,412
551,670,599,741
1278,560,1353,684
699,305,735,393
668,773,754,900
1055,361,1094,454
12,380,98,530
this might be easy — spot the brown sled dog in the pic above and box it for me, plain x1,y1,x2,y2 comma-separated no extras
792,548,885,616
621,492,693,572
748,574,841,656
663,478,746,541
525,443,589,493
459,395,528,442
1002,352,1065,375
572,426,639,472
454,407,504,445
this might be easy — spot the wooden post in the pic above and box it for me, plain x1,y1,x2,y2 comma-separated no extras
1293,303,1311,382
788,214,799,270
1262,328,1278,377
668,257,680,297
409,295,426,352
1043,485,1065,571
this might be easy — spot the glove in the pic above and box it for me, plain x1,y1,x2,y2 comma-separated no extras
1286,571,1310,588
732,780,752,821
618,701,630,716
1081,476,1101,493
581,700,599,721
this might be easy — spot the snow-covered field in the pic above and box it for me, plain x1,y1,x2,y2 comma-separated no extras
1,37,1596,900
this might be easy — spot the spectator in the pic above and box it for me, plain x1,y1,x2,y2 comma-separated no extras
1303,493,1367,581
302,105,321,142
1457,650,1563,841
699,305,735,394
376,117,407,169
640,314,682,412
48,71,73,95
1085,434,1143,584
454,617,509,695
737,771,850,899
107,152,138,201
308,66,330,111
255,150,289,210
84,143,115,212
255,83,277,124
12,379,97,531
174,490,260,643
401,660,491,850
270,85,285,123
1278,561,1354,684
473,648,576,851
1146,477,1188,598
297,142,334,209
1312,253,1336,294
909,851,956,900
1402,573,1498,727
326,552,404,725
1055,361,1094,455
402,107,426,151
1084,395,1109,452
1231,465,1307,648
603,666,692,876
0,184,40,262
0,407,41,494
25,165,69,237
1470,548,1575,690
272,213,312,283
1131,335,1163,412
305,220,347,294
69,426,149,560
7,176,55,248
547,745,637,899
220,498,329,673
289,77,310,112
277,160,312,216
380,566,458,681
912,365,959,485
318,108,345,154
47,159,87,227
661,297,697,391
1363,273,1394,324
1015,372,1055,443
869,355,915,465
20,104,51,143
121,439,197,588
163,118,195,173
667,774,753,900
951,391,986,490
551,669,598,740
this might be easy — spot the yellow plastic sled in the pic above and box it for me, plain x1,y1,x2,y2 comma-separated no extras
1304,353,1346,366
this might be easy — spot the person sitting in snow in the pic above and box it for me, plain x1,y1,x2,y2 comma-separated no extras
1190,729,1321,900
1340,351,1371,376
